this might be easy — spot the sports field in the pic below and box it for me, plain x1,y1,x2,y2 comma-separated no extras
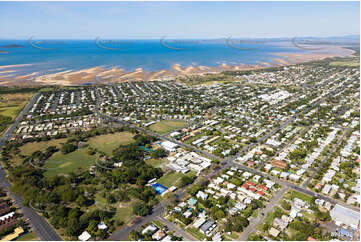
149,120,187,134
43,148,96,177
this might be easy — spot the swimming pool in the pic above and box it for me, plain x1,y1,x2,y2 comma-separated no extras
152,183,167,195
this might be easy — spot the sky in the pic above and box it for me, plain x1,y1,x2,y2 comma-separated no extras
0,1,359,39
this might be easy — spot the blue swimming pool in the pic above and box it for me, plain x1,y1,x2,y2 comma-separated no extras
140,146,153,152
152,183,167,194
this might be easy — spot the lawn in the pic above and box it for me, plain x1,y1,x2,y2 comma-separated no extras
145,158,167,168
157,172,184,188
115,201,135,224
19,138,67,156
156,171,195,188
185,227,206,240
19,132,134,157
93,193,134,224
288,190,313,203
15,232,39,241
87,131,134,155
149,120,188,134
43,148,96,177
0,93,33,118
0,105,24,119
225,232,239,240
0,93,33,134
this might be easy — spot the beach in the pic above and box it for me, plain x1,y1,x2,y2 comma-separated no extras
0,45,356,86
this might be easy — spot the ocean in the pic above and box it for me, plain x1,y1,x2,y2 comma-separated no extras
0,39,309,76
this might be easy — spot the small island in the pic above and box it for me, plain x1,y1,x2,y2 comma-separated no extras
0,44,24,48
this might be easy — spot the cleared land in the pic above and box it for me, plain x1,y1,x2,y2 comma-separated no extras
149,120,187,134
87,131,134,155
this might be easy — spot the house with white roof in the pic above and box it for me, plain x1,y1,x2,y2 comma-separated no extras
330,204,360,230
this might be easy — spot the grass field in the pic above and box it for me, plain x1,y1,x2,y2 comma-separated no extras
0,92,34,134
145,158,167,168
93,193,134,224
17,131,134,175
0,105,24,119
288,190,313,203
149,120,188,134
115,201,135,224
20,138,67,155
43,148,96,177
329,61,359,67
185,227,206,240
87,131,134,155
157,171,195,188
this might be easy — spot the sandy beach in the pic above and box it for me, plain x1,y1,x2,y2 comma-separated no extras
0,45,356,86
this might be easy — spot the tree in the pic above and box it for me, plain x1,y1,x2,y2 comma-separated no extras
76,195,87,207
180,175,196,187
133,201,151,216
61,143,77,154
129,230,141,241
227,215,249,232
187,185,201,196
86,220,98,236
66,218,83,236
151,148,168,159
281,200,291,210
106,193,116,204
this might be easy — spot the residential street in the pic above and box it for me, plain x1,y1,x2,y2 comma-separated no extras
0,93,62,241
96,81,359,241
238,187,289,241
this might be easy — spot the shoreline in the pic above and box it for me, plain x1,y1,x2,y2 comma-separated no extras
0,45,356,86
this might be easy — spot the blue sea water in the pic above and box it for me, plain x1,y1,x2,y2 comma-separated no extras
0,39,306,76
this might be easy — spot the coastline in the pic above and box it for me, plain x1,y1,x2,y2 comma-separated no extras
0,45,356,86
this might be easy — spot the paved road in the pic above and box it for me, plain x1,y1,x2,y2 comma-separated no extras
94,104,219,160
258,126,310,168
112,83,123,100
157,216,197,241
0,93,62,241
0,94,38,149
229,161,359,212
303,127,351,188
109,202,167,241
95,82,359,240
238,187,289,241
